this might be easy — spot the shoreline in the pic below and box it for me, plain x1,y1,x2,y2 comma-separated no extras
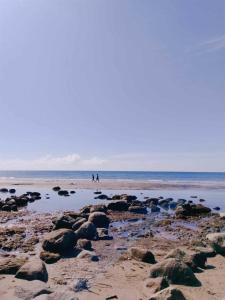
1,178,225,190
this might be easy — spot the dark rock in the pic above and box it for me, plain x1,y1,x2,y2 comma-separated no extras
77,239,92,251
72,218,87,231
88,212,110,228
40,251,61,264
144,277,169,294
90,204,107,213
97,228,113,240
75,221,97,240
70,191,76,194
52,186,61,191
213,206,220,211
151,205,160,213
175,204,211,218
128,206,147,214
58,190,69,196
0,188,8,193
42,228,77,254
94,194,109,200
149,287,186,300
54,215,76,229
9,188,16,194
129,247,156,264
107,200,129,211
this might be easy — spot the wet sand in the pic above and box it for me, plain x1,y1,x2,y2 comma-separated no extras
1,178,225,190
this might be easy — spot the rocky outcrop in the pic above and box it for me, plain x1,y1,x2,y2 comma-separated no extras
15,259,48,282
88,212,110,228
149,258,200,286
129,247,156,264
107,200,129,211
176,204,211,218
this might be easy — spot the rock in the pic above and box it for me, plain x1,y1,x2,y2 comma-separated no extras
90,204,107,213
129,247,156,264
14,280,52,300
54,215,76,229
34,291,79,300
40,251,61,264
94,194,109,200
169,202,177,210
206,232,225,254
77,250,99,261
42,229,77,254
165,248,207,270
75,221,97,240
72,278,89,292
149,258,200,286
0,188,8,192
58,190,69,196
213,206,220,211
144,198,159,206
149,287,186,300
72,218,87,231
128,206,147,214
9,188,16,193
144,277,169,294
0,256,27,274
70,191,76,194
151,205,160,213
97,228,113,240
107,200,129,211
88,212,110,228
158,199,170,209
77,239,92,250
121,194,137,202
52,186,61,191
199,199,205,202
2,204,11,211
15,259,48,282
175,204,211,218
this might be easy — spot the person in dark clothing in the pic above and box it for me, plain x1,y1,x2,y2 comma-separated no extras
96,173,99,182
92,174,95,182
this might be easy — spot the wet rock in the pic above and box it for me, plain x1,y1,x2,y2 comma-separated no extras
75,221,97,240
151,205,160,213
53,214,77,229
169,202,177,210
88,212,110,228
0,188,8,193
129,247,156,264
94,194,109,200
144,277,169,294
42,228,77,254
40,251,61,264
0,256,27,274
149,287,186,300
107,200,129,211
90,204,107,213
2,204,11,211
144,198,159,206
77,250,99,261
177,199,186,205
175,204,211,218
52,186,61,191
70,191,76,194
213,206,220,211
16,259,48,282
149,258,200,286
72,218,87,231
199,199,205,202
58,190,69,196
94,191,102,194
206,232,225,254
128,206,147,214
77,239,92,250
9,188,16,193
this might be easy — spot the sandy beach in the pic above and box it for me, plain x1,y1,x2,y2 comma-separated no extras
1,178,225,190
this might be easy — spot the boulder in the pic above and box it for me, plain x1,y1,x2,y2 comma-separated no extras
53,215,76,229
151,205,160,213
15,259,48,282
107,200,129,211
0,256,27,274
40,251,61,264
128,206,147,214
149,258,200,286
72,218,87,231
52,186,61,191
206,232,225,254
9,188,16,194
90,204,107,213
176,204,211,218
75,221,97,240
129,247,156,264
88,212,110,228
149,287,186,300
42,229,77,254
94,194,109,200
77,239,92,251
58,190,69,196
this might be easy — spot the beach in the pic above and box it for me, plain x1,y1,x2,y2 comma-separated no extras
0,180,225,299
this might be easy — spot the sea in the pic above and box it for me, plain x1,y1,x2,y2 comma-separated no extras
0,170,225,181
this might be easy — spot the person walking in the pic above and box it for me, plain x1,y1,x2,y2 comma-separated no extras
92,174,95,182
96,173,99,182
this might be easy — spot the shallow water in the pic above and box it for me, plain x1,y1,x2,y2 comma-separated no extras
0,187,225,213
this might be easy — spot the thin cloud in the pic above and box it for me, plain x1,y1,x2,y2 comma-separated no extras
188,34,225,55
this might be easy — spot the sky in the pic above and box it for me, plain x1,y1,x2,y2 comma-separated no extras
0,0,225,171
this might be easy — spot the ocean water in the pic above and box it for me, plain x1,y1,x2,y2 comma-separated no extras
1,170,225,181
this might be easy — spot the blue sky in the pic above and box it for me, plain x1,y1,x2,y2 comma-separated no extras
0,0,225,171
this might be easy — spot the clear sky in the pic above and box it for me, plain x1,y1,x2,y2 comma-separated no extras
0,0,225,171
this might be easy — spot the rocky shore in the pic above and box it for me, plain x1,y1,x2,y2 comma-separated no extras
0,187,225,299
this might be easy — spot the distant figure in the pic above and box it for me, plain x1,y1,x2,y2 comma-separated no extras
96,173,99,182
92,174,95,182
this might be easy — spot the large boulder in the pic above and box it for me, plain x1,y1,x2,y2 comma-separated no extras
77,239,92,251
15,259,48,282
107,200,129,211
149,287,186,300
129,247,156,264
53,215,76,229
90,204,107,213
88,212,110,228
149,258,200,286
144,277,169,295
0,256,27,274
40,251,61,264
128,206,147,214
42,229,77,254
206,232,225,254
176,204,211,218
75,221,97,240
72,218,87,231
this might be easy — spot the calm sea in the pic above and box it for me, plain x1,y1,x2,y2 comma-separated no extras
0,170,225,181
